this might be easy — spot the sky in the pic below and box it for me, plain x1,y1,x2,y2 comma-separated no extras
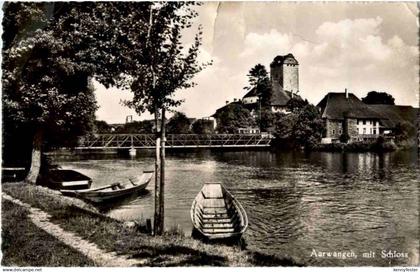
95,2,419,124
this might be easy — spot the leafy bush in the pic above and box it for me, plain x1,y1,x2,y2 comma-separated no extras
339,133,350,143
273,104,325,150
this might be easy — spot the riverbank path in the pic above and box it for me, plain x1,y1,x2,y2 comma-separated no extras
2,193,144,266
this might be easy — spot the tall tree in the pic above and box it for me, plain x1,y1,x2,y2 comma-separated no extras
3,2,153,183
2,3,100,183
362,91,395,105
118,3,210,235
244,64,271,107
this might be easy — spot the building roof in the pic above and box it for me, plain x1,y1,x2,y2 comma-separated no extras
270,89,302,106
211,101,242,117
369,104,418,128
270,53,299,67
242,84,302,107
243,87,258,98
317,92,381,120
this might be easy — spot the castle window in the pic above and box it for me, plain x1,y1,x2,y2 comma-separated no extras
332,129,335,135
363,128,366,134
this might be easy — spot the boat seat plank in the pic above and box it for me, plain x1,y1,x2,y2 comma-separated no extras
201,213,230,219
203,228,235,234
202,218,232,223
203,208,228,214
202,198,225,208
202,184,223,199
202,222,233,229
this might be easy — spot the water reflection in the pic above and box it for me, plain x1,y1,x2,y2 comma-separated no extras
51,150,419,266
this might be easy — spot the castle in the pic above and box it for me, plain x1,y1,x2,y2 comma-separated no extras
242,53,301,114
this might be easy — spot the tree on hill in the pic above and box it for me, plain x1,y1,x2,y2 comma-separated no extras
166,112,191,134
287,98,309,113
362,91,395,105
214,104,256,133
244,64,271,107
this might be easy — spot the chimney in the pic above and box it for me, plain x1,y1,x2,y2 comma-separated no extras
345,88,348,99
291,91,294,99
226,100,229,105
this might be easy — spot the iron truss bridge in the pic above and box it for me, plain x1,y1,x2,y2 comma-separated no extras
76,133,273,149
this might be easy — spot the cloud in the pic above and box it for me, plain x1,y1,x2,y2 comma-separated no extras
95,6,419,123
235,17,418,106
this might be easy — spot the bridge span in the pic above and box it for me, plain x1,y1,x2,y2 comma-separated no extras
76,133,273,150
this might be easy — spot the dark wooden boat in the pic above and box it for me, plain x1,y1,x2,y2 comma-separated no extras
45,169,92,190
190,183,248,240
60,171,153,203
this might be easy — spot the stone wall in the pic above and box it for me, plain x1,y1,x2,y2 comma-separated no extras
346,118,358,137
282,63,299,93
270,65,282,93
326,119,343,139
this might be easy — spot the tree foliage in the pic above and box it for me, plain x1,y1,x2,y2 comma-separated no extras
286,98,309,113
244,64,271,107
191,119,215,134
2,3,98,134
394,121,416,142
166,112,191,134
361,91,395,105
112,121,154,134
120,3,211,116
255,109,278,132
274,104,325,149
214,104,256,133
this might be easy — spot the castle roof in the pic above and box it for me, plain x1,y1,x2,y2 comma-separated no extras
369,104,418,128
270,89,302,106
270,53,299,67
317,92,381,120
242,86,302,107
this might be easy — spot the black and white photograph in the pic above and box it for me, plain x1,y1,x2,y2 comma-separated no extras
1,1,419,270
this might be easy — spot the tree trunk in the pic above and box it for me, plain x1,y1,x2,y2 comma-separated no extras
157,108,166,235
25,128,44,184
153,107,161,236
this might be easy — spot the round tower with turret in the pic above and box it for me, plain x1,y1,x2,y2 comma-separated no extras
270,53,299,94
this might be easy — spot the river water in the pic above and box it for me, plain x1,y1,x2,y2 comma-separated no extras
51,150,419,266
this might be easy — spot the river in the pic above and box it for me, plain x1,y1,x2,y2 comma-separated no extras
50,149,419,266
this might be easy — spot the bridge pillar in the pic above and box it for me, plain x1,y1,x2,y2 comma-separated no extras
129,148,137,157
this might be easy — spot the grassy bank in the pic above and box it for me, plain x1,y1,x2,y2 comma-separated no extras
1,199,95,266
2,183,302,267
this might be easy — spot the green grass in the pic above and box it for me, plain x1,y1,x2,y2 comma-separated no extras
1,199,95,266
2,183,302,266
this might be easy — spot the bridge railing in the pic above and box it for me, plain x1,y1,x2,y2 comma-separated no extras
77,133,273,149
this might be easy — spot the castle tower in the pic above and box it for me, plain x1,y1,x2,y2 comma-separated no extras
270,53,299,94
